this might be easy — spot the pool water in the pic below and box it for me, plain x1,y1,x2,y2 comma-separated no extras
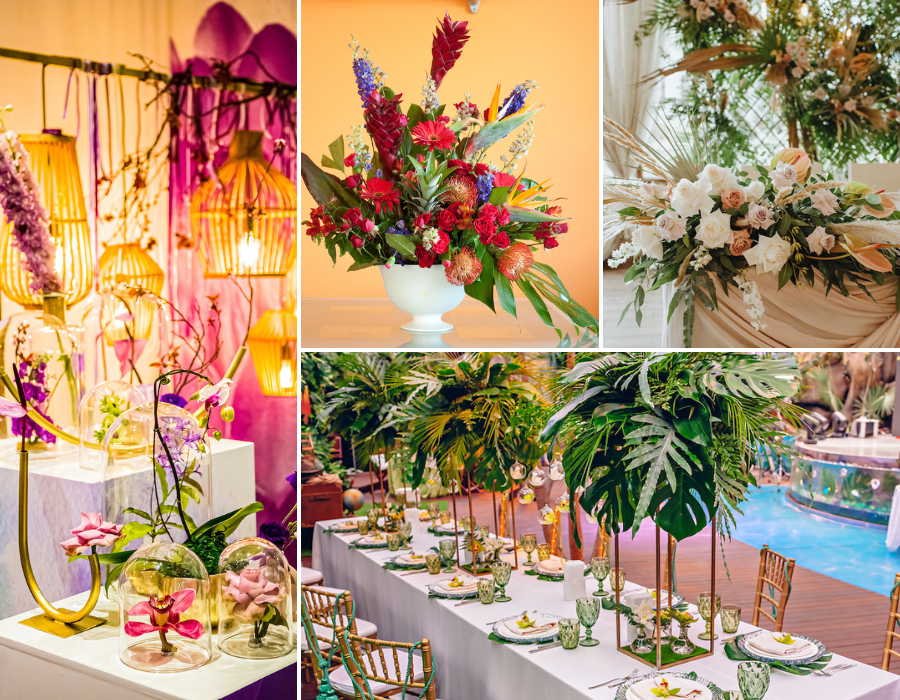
730,485,900,596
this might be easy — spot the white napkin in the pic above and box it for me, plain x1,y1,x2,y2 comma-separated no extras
436,577,478,593
333,521,359,531
538,556,564,574
362,535,386,545
436,521,458,532
627,676,710,700
563,560,587,601
503,614,559,638
397,552,427,565
747,632,815,658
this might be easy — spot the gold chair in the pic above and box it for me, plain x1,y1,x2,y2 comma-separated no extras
301,585,379,686
751,544,795,632
334,626,437,700
882,573,900,671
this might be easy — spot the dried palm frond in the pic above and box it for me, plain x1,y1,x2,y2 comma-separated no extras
604,113,707,184
858,106,888,132
642,44,760,84
826,221,900,247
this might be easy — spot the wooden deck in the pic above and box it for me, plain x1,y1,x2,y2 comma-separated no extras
302,477,898,690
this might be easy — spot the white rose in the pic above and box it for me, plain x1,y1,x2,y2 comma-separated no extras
743,233,792,275
745,181,766,203
696,210,735,249
700,164,739,195
806,226,835,255
747,202,776,230
656,211,688,242
738,163,761,181
771,162,798,189
670,178,715,217
631,225,664,260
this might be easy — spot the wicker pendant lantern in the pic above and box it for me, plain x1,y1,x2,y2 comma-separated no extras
98,243,165,294
247,308,297,397
0,130,93,308
285,258,297,314
191,130,297,277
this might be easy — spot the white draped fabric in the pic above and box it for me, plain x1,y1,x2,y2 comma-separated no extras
312,517,900,700
603,0,660,178
663,269,900,348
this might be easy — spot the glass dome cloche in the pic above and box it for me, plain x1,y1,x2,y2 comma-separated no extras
102,402,212,539
118,540,213,673
78,380,151,471
217,537,293,659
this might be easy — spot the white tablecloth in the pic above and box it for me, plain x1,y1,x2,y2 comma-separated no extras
312,517,900,700
0,438,257,619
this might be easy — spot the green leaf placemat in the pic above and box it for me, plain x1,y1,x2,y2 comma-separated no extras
383,561,425,571
427,527,458,537
459,563,493,575
620,642,709,665
488,632,513,644
724,635,832,675
524,569,562,582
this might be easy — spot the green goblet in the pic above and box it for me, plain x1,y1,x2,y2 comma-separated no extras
521,533,538,568
697,591,721,641
427,502,440,529
491,561,512,602
439,538,456,573
576,596,601,647
591,556,610,597
399,521,413,550
367,509,379,533
738,661,770,700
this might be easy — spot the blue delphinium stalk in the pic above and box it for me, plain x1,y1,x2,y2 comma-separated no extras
353,57,377,106
498,80,538,120
476,172,494,203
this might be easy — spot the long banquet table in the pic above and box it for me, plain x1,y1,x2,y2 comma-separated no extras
312,516,900,700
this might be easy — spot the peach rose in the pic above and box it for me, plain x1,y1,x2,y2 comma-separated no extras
729,229,752,256
721,188,746,211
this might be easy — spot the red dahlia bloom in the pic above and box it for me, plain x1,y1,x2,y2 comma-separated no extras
411,121,457,151
415,245,437,268
360,178,401,214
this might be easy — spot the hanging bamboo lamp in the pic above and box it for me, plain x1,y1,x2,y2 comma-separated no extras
247,308,297,397
98,286,158,345
190,130,296,277
284,256,297,314
98,243,165,294
0,130,93,308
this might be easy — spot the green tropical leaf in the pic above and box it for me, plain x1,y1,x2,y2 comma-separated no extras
464,106,543,156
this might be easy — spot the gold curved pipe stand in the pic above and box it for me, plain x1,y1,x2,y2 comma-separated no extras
0,344,249,450
18,449,105,637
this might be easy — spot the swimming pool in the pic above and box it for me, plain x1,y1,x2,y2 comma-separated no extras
730,485,900,596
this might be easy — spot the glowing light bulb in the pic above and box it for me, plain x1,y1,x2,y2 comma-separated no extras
238,232,260,271
54,248,64,276
799,2,808,18
278,359,293,389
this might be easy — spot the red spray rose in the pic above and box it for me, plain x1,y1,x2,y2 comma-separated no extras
350,235,364,248
345,174,362,189
492,232,510,249
497,207,511,225
437,209,458,232
415,245,437,268
414,212,432,229
344,154,357,167
361,219,376,234
543,236,559,250
473,217,496,241
478,204,499,221
345,208,364,226
432,230,450,254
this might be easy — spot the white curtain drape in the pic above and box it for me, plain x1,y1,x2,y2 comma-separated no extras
603,0,660,179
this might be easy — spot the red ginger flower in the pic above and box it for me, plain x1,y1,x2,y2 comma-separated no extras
445,247,482,286
360,178,401,214
430,13,470,90
497,242,534,281
364,91,407,177
412,120,457,151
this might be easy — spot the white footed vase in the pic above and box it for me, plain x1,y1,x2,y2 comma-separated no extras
379,264,465,334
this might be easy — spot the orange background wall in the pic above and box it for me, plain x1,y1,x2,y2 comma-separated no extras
300,0,600,317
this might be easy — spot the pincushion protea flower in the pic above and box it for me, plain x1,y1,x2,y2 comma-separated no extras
443,174,477,207
411,120,456,151
364,90,407,176
497,242,534,280
445,247,482,286
430,13,470,90
360,177,401,214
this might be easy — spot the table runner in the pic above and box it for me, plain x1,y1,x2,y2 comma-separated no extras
312,517,900,699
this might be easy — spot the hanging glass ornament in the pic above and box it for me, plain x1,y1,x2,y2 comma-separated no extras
548,456,565,481
509,461,526,480
528,468,546,487
537,505,555,525
516,486,534,505
556,492,571,513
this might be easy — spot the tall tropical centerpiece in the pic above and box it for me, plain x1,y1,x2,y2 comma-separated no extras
541,352,804,543
302,15,598,339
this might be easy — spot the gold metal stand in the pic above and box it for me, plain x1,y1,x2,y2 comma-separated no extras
18,449,105,636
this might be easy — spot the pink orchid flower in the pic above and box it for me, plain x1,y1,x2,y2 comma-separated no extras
222,567,286,622
60,512,124,555
198,378,232,408
0,395,26,418
124,589,204,640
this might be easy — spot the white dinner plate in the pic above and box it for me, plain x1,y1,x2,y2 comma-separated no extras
618,672,722,700
492,613,562,644
738,630,824,664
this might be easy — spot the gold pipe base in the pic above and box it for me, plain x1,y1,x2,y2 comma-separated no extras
18,611,106,638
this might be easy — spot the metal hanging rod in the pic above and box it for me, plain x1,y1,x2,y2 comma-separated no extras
0,46,296,97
